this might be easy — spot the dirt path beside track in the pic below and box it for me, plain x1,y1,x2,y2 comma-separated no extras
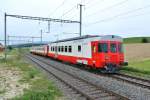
0,66,29,99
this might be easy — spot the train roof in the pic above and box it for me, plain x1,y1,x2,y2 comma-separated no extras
51,35,122,43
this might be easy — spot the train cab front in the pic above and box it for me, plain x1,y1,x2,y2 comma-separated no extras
105,42,127,73
92,40,126,73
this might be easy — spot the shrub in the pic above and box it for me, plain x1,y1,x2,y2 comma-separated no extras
7,46,13,50
141,38,149,43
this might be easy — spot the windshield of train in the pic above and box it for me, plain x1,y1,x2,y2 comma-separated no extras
110,43,117,53
118,43,123,53
98,43,108,53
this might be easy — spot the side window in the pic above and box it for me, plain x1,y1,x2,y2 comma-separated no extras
53,46,55,51
61,46,64,52
58,46,61,52
110,43,117,53
78,45,81,52
65,46,67,52
69,46,72,52
98,43,108,53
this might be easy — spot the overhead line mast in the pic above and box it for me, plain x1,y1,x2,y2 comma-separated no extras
78,4,84,37
4,13,80,60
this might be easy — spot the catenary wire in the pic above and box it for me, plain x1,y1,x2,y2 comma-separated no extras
60,5,77,18
85,0,129,17
85,0,105,10
49,0,68,17
84,4,150,27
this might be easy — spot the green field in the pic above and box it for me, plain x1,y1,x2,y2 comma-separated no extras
124,37,150,44
122,36,150,78
0,49,62,99
121,59,150,79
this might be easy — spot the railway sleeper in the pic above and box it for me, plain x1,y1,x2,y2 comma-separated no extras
27,54,128,100
87,90,103,95
81,88,98,93
95,96,118,100
76,84,95,89
77,86,97,91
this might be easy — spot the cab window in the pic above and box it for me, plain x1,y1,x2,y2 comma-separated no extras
110,43,117,53
98,43,108,53
118,43,123,53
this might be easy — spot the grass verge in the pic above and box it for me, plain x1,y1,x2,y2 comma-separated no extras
0,48,62,100
0,52,4,58
121,59,150,79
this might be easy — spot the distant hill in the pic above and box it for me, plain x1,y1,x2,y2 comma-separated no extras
124,37,150,44
8,42,49,48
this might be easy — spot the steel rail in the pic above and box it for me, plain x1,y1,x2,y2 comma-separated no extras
110,73,150,89
26,54,128,100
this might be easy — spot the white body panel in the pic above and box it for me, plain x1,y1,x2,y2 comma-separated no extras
30,46,45,54
48,35,122,59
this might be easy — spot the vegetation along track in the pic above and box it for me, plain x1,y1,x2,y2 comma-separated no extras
26,54,128,100
109,73,150,89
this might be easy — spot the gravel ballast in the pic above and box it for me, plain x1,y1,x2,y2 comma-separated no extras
25,57,86,100
33,55,150,100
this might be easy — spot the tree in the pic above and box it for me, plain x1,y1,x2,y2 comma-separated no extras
7,46,13,50
141,38,149,43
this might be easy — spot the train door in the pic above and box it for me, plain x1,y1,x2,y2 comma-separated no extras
109,41,118,64
54,44,58,58
46,45,49,56
91,41,100,67
92,41,109,67
91,42,98,60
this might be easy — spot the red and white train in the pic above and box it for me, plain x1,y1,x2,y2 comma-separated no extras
30,35,127,73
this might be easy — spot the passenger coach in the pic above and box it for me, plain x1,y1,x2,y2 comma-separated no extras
30,35,127,73
30,45,49,56
46,35,126,73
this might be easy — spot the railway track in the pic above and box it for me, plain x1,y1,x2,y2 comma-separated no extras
110,73,150,89
48,55,150,89
26,54,127,100
28,53,150,90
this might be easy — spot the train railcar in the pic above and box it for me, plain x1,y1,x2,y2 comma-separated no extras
0,43,4,52
47,35,126,73
30,45,48,56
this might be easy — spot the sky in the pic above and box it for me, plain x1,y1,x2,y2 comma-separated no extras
0,0,150,44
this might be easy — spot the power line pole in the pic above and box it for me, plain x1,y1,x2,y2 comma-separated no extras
32,37,34,47
41,29,42,43
48,21,50,33
4,13,80,60
7,35,9,46
79,4,84,37
4,13,7,60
